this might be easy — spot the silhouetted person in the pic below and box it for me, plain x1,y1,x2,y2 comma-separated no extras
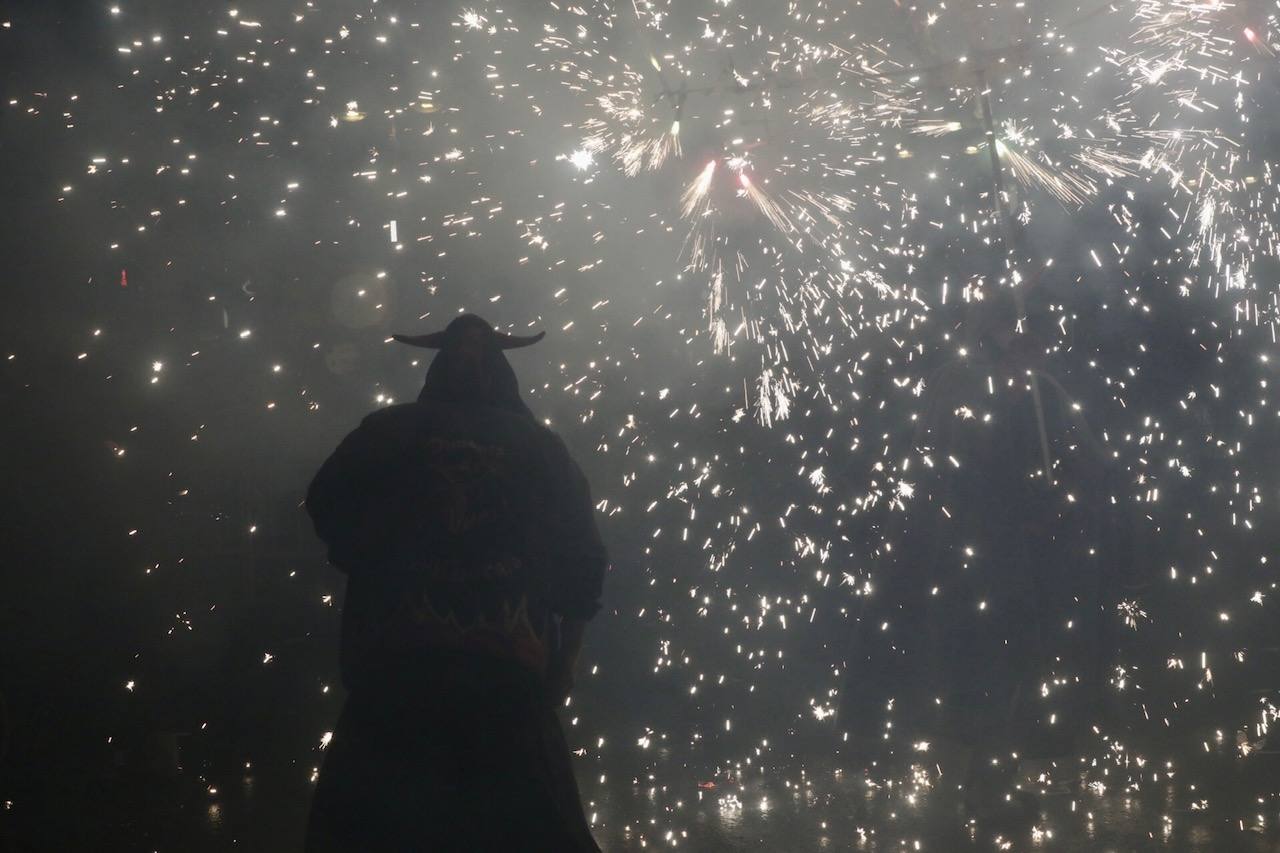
304,315,607,852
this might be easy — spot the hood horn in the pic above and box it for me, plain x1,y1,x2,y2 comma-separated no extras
392,321,545,350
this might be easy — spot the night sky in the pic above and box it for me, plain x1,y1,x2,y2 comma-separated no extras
3,0,1280,849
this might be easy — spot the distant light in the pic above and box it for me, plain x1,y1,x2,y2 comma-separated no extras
569,148,595,171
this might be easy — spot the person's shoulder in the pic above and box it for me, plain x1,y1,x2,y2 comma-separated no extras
469,408,563,452
530,423,578,464
465,404,552,436
360,401,561,448
358,402,420,428
353,402,452,441
516,412,559,438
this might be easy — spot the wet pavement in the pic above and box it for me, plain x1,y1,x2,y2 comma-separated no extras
5,735,1278,852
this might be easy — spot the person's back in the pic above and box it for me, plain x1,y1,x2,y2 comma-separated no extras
304,315,606,852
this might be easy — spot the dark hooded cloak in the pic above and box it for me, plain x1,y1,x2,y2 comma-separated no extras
415,339,536,420
304,316,606,852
